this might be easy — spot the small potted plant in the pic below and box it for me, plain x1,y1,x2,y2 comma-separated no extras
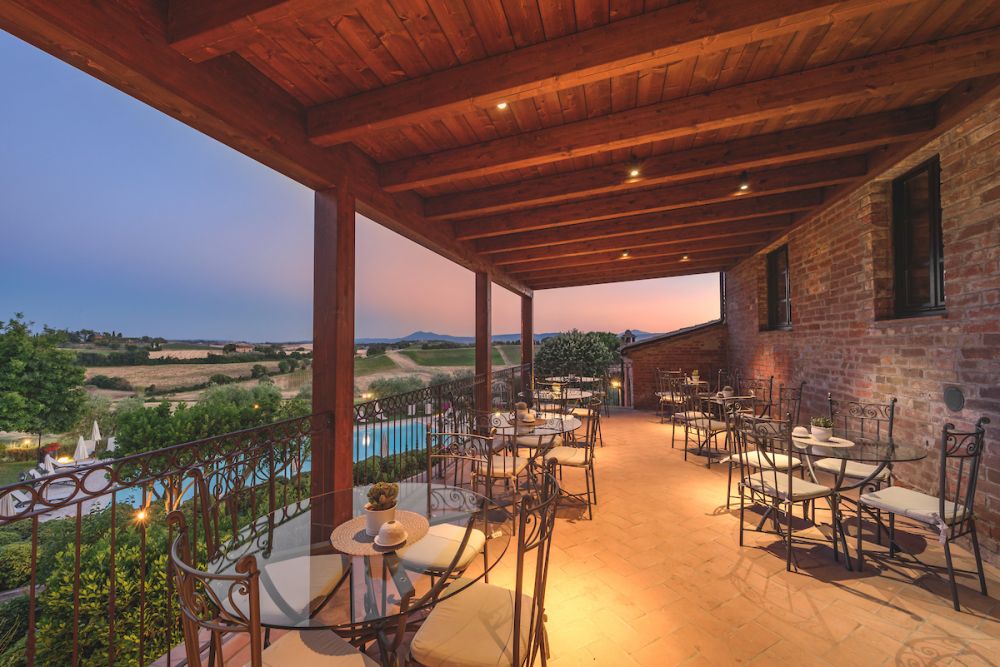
364,481,399,536
810,416,834,442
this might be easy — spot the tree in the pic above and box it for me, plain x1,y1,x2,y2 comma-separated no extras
222,343,237,353
534,330,619,378
0,315,86,454
250,364,268,379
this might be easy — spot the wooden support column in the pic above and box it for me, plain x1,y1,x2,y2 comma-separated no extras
521,295,533,368
313,186,356,507
475,271,492,412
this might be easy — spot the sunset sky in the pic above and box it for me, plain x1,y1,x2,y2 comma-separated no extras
0,32,721,342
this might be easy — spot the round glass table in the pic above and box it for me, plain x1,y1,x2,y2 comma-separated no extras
208,482,512,640
490,411,582,438
792,433,926,490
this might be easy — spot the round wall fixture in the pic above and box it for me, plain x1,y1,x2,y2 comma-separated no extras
943,386,965,412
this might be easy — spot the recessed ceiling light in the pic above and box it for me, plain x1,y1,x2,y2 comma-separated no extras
496,101,508,110
680,255,690,262
626,155,641,179
738,170,750,192
620,250,631,259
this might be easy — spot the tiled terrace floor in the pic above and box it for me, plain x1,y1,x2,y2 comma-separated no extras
217,408,1000,666
525,408,1000,666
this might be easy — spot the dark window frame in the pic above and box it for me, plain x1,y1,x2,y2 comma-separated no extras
892,155,944,317
766,245,792,330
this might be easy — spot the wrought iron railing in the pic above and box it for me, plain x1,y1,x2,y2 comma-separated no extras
352,363,532,485
0,413,326,666
0,363,534,665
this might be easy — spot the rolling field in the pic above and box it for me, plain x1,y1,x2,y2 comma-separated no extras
399,346,505,367
85,361,282,390
356,353,398,376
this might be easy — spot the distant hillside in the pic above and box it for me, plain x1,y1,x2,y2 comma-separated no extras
355,329,660,345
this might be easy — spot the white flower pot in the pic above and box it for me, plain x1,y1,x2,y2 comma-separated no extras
364,504,396,536
811,426,833,442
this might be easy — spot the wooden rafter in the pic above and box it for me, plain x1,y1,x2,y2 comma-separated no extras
306,0,918,146
491,219,792,267
424,107,934,221
381,27,1000,191
531,266,728,291
167,0,362,63
473,191,822,254
512,248,753,279
454,157,862,241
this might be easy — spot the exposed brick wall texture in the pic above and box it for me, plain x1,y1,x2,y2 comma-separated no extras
725,98,1000,561
622,323,727,410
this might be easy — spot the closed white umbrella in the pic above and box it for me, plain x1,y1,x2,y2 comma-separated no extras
105,436,116,453
42,454,56,474
74,436,89,462
0,492,16,518
91,421,102,442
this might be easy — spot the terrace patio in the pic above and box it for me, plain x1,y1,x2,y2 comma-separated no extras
2,1,999,665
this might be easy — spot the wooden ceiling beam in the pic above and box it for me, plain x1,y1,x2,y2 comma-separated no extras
306,0,917,146
492,219,791,267
512,248,753,279
425,107,934,221
0,0,532,298
531,266,728,291
381,27,1000,192
455,158,857,241
507,240,771,274
475,191,820,254
167,1,362,63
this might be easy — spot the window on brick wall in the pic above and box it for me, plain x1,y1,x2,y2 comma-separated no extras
892,156,944,316
766,245,792,330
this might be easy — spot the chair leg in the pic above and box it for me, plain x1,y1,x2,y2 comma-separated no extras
830,499,840,563
970,521,989,596
942,539,961,612
725,462,733,510
785,502,794,572
856,502,865,572
738,489,745,546
589,463,598,505
889,513,896,558
584,465,593,520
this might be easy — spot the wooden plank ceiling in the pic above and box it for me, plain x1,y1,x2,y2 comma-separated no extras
5,0,1000,291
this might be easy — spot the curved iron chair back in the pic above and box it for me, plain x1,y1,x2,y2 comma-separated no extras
777,381,807,426
940,417,990,541
716,368,739,394
827,394,897,442
168,511,266,667
739,376,774,417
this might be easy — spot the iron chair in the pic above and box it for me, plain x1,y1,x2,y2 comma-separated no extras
544,401,600,519
722,397,802,509
167,512,376,667
733,413,840,571
776,381,807,425
739,376,774,417
407,460,560,667
858,417,990,611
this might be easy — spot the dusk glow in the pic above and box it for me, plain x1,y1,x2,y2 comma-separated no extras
1,32,720,341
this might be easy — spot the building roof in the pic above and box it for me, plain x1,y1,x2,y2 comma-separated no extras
620,319,723,354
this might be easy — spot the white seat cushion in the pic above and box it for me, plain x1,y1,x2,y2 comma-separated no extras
688,418,727,433
545,446,588,466
673,411,708,421
746,475,833,501
398,523,487,573
410,580,532,667
815,458,890,481
477,454,528,478
515,435,561,448
255,629,378,666
725,451,800,470
214,554,346,621
860,486,967,527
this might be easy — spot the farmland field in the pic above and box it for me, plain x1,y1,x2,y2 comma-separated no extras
85,361,282,391
356,353,398,376
399,346,505,367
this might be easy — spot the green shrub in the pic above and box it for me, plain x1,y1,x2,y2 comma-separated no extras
0,533,21,548
0,596,28,642
86,375,133,391
208,373,235,385
534,330,619,378
0,543,32,590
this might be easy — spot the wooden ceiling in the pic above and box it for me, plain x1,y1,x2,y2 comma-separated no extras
4,0,1000,292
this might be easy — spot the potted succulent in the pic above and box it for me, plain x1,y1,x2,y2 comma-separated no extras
810,416,834,442
364,481,399,536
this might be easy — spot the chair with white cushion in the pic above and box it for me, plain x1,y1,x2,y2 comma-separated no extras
814,395,897,484
733,413,840,571
405,432,498,581
167,512,377,667
681,383,727,465
544,402,599,519
722,397,801,508
656,369,684,423
857,418,989,611
408,460,559,667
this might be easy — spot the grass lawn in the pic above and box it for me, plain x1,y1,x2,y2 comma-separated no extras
355,353,398,376
0,461,32,486
400,347,505,367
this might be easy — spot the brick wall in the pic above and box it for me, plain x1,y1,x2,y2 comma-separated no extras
621,321,727,410
725,98,1000,560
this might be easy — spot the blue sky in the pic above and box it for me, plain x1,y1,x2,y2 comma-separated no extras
0,31,720,341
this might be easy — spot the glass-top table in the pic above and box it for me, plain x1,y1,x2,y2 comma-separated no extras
792,432,926,490
207,482,511,637
490,411,582,437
